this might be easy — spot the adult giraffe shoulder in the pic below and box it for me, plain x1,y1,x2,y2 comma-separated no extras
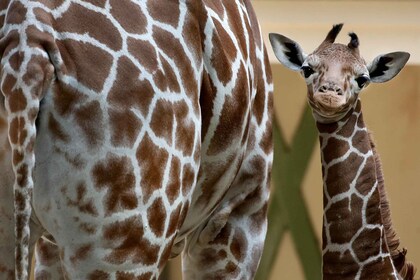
270,24,416,279
0,0,273,279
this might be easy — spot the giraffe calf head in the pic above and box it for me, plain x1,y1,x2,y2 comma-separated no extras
269,23,410,123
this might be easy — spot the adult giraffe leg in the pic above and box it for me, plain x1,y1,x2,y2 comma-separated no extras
182,149,272,279
33,234,64,280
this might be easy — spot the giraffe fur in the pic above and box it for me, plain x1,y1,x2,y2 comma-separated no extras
0,0,273,279
270,24,415,280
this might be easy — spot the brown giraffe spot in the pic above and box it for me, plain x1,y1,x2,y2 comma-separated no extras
208,64,249,155
84,0,106,8
48,113,70,142
166,204,181,238
225,261,240,277
325,152,363,197
153,55,181,93
7,51,23,72
53,83,87,117
108,108,142,148
248,1,264,45
230,228,247,262
195,161,228,206
65,183,98,216
181,6,202,67
252,64,267,125
147,0,180,28
355,156,376,195
70,244,92,265
110,0,147,34
107,56,155,117
182,164,195,196
0,30,19,59
92,154,137,216
199,248,227,268
116,271,153,280
338,114,357,138
88,270,110,280
36,238,59,266
137,134,169,203
166,157,181,204
323,250,358,279
153,25,197,97
209,21,237,86
0,74,16,98
56,39,114,92
352,227,382,263
210,222,231,246
326,194,363,244
13,150,25,165
226,2,247,60
150,99,174,145
360,260,395,280
147,197,166,237
352,130,370,154
15,190,26,212
365,191,382,225
317,122,339,134
127,38,159,74
103,216,159,265
56,3,122,51
249,203,268,235
322,137,350,164
74,100,104,148
200,72,217,142
34,7,53,26
5,1,26,24
259,117,273,155
33,0,66,9
79,223,97,235
16,163,29,188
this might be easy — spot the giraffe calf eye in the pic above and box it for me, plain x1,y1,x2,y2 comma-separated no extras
301,65,314,78
356,75,370,88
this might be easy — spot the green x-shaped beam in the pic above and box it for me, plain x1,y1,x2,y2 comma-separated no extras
256,105,321,280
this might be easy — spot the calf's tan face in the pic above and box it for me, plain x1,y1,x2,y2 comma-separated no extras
269,24,410,123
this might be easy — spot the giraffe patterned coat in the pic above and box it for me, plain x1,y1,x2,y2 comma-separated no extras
0,0,273,279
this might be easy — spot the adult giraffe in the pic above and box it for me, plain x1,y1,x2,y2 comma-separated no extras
0,0,273,279
270,24,416,279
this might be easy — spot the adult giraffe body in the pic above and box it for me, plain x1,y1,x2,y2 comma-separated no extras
0,1,273,279
270,24,416,279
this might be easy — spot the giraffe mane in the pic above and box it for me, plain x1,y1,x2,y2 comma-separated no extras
369,133,417,280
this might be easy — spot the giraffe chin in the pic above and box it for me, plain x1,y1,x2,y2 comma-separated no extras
313,92,346,115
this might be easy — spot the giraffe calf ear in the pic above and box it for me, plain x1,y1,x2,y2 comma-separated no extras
368,52,410,83
269,33,307,71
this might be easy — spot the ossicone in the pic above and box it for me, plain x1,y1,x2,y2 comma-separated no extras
348,32,359,49
324,23,344,44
